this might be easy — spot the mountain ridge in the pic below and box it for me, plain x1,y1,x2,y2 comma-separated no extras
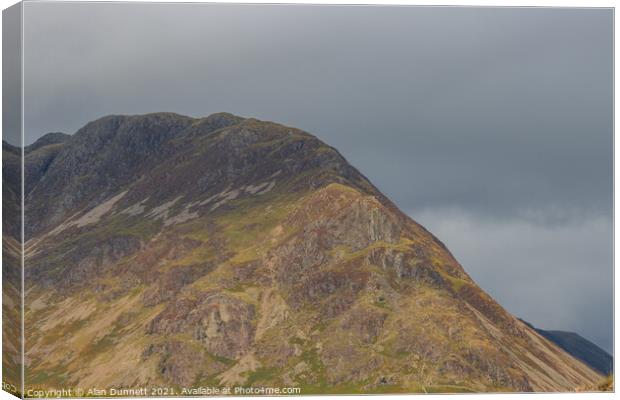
5,112,608,393
520,320,612,376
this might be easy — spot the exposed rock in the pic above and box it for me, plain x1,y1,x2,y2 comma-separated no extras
147,292,256,359
143,340,227,386
142,264,213,307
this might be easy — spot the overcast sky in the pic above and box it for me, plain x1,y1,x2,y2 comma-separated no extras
22,4,613,352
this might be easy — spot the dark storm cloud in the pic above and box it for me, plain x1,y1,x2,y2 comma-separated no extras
22,4,613,351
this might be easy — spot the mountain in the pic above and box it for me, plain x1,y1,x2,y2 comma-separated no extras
25,132,70,153
539,331,612,376
5,112,607,394
2,140,22,395
519,320,613,376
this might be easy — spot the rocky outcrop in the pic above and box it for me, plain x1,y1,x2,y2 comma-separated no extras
142,340,229,386
142,264,214,307
147,292,256,359
26,234,142,289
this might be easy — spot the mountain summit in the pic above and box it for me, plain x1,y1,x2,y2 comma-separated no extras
12,113,604,393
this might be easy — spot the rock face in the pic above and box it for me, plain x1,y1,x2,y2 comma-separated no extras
12,112,606,393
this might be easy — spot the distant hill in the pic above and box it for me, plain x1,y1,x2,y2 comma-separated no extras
520,320,612,375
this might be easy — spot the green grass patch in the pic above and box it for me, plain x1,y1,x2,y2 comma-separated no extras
244,367,279,386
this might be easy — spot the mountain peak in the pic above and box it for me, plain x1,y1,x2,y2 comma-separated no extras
25,132,70,153
74,112,194,140
22,112,376,237
203,111,244,122
184,112,245,136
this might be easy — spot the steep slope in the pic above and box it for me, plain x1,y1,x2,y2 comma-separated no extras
539,331,612,376
2,141,22,394
24,132,70,196
520,320,613,376
22,113,604,393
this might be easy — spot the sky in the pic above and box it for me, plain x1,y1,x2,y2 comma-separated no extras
21,4,613,352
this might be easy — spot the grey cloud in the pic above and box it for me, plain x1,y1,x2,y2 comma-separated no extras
20,4,613,351
411,207,613,353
